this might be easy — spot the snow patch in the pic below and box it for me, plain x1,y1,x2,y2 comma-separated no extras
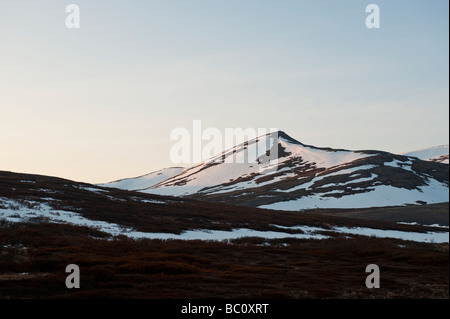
260,179,449,210
100,167,185,191
1,198,447,243
403,145,449,163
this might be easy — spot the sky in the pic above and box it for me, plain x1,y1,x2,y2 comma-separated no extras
0,0,448,184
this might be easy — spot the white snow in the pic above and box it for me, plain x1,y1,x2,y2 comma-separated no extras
272,224,448,243
397,222,449,229
137,199,166,204
100,133,448,212
317,173,377,188
278,137,374,168
331,226,448,243
80,186,109,193
200,171,299,195
384,159,415,172
0,198,328,241
271,224,327,233
144,162,270,196
0,198,129,236
99,167,185,191
129,196,166,204
260,178,449,210
285,165,377,192
2,197,447,243
403,145,449,164
125,228,330,241
142,134,376,197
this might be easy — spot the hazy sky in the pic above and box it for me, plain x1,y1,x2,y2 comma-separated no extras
1,0,448,183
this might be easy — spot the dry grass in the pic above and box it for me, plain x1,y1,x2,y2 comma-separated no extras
0,221,448,299
0,170,448,299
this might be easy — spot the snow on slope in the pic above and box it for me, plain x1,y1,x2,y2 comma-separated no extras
259,179,449,210
142,132,374,196
257,154,449,211
1,197,447,243
278,136,368,167
403,145,449,164
100,131,449,210
140,133,279,196
98,167,185,191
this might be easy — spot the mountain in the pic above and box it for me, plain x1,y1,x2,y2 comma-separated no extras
124,131,449,210
403,145,449,164
1,170,448,239
4,169,448,237
98,167,185,191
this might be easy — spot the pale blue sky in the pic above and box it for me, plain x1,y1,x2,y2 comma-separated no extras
0,0,448,183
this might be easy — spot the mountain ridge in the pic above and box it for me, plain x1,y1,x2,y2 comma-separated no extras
403,145,449,164
101,131,449,210
98,167,185,191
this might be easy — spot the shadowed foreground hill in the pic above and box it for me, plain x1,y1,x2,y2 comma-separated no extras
0,170,448,298
0,221,448,299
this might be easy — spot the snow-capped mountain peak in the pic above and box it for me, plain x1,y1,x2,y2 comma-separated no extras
101,131,449,210
142,131,375,197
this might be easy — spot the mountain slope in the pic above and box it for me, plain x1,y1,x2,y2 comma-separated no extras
0,170,448,240
143,131,376,196
1,170,448,299
139,131,449,210
98,167,185,191
403,145,449,164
